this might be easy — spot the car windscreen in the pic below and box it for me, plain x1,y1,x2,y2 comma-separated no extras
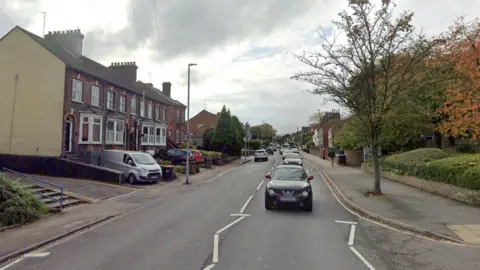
284,154,300,159
271,167,307,181
256,150,266,153
131,153,157,165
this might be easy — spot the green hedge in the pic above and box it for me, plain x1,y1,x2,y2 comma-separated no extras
380,148,449,175
0,174,49,226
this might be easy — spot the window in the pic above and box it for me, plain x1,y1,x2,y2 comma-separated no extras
147,103,153,119
161,128,166,145
119,95,126,112
180,130,185,143
72,79,83,102
106,91,114,110
106,119,124,144
131,98,137,115
91,85,100,106
176,110,181,123
79,114,102,144
155,107,160,120
140,101,145,117
155,127,161,144
162,108,166,121
176,130,180,143
142,125,155,144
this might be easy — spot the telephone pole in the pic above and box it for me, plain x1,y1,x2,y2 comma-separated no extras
39,12,46,37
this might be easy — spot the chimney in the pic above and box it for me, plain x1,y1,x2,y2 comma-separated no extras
108,62,138,82
44,29,84,57
162,82,172,97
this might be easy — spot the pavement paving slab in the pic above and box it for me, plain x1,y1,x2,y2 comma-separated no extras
302,151,480,241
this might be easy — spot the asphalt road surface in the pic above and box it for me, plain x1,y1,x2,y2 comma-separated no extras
2,152,390,270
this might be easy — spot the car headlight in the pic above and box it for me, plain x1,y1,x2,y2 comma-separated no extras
301,191,309,198
268,189,275,196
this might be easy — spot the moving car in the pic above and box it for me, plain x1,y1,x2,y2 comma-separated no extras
264,165,313,211
101,150,162,184
291,148,300,154
254,149,269,162
283,153,303,166
282,149,293,158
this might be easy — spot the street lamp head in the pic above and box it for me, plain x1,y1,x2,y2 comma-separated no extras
188,63,197,67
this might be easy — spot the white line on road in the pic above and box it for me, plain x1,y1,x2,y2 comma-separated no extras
203,263,216,270
23,252,50,258
256,180,264,190
335,220,357,225
216,216,246,234
212,234,219,263
239,195,254,214
349,246,376,270
0,258,23,270
348,224,356,246
229,213,250,217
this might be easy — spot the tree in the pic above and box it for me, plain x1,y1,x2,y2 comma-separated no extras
213,105,233,153
291,0,437,194
429,18,480,139
307,111,323,127
202,128,215,151
249,123,276,141
231,115,245,155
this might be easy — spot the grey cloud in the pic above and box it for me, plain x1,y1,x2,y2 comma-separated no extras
83,0,323,60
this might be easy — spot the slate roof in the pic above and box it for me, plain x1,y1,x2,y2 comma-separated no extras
10,26,185,107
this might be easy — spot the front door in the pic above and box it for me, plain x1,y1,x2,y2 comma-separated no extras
64,119,72,152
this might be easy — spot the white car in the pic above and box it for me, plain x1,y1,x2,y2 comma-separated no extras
254,149,269,162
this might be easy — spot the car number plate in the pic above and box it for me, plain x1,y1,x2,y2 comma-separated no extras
280,196,297,202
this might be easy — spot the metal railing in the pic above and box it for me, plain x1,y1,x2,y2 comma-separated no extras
1,168,64,209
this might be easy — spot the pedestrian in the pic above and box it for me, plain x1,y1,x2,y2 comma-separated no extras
328,150,335,167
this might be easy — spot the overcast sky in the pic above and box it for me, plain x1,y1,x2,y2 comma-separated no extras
1,0,478,133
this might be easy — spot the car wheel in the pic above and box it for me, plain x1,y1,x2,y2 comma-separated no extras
254,159,258,162
127,174,136,185
304,196,313,212
264,192,272,210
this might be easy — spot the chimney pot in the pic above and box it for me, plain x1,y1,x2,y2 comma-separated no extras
44,29,84,57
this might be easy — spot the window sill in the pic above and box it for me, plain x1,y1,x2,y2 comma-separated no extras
105,142,124,145
141,143,166,146
78,141,103,145
106,108,116,112
72,100,84,104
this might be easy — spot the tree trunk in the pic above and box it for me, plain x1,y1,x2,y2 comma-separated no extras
371,144,382,193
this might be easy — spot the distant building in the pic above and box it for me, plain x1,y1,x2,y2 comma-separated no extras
188,110,218,147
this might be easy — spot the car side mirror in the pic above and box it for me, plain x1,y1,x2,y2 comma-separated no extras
128,160,135,166
307,176,313,181
282,156,285,160
265,173,271,179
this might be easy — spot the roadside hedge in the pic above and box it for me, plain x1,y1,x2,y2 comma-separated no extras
0,174,49,226
380,148,449,175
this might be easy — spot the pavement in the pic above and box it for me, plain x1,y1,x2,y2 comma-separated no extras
301,152,480,242
2,152,480,269
0,153,392,270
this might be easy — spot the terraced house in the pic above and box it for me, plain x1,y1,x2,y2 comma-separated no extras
0,26,186,163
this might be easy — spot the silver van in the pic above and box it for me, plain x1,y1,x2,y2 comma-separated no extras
101,150,162,184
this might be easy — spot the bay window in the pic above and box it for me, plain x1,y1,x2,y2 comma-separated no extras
142,125,167,146
142,125,155,144
106,119,125,144
79,114,103,144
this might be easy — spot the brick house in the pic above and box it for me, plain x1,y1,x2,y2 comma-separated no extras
188,110,218,147
0,26,185,162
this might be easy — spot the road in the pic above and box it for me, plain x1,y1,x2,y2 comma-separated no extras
1,152,390,270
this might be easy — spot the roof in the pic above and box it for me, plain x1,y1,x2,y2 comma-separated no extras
11,26,185,107
274,164,305,169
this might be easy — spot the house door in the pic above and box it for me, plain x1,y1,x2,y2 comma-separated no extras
64,119,72,152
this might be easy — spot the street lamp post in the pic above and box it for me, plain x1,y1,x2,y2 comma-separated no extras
185,63,197,185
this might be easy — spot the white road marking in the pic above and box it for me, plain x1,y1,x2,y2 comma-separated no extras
230,213,250,217
349,246,376,270
348,224,356,246
23,252,50,258
203,263,216,270
256,180,264,190
212,234,219,263
239,195,254,214
216,216,246,234
0,258,23,270
335,220,357,225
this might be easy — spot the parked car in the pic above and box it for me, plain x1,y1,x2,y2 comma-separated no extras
254,149,269,162
189,149,205,163
158,149,194,165
264,165,313,211
101,150,162,184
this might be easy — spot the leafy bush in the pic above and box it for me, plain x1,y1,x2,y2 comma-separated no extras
380,148,449,175
199,150,221,158
0,174,49,226
174,166,186,174
458,166,480,190
416,154,480,187
159,160,172,165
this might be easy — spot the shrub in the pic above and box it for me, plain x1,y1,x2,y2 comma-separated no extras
174,166,186,175
380,148,449,175
199,150,221,158
0,174,49,226
159,160,172,165
417,154,480,187
458,166,480,190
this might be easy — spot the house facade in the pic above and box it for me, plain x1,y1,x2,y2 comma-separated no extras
0,27,186,161
188,110,218,147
